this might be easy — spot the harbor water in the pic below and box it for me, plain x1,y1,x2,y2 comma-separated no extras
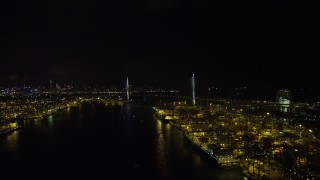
0,103,241,179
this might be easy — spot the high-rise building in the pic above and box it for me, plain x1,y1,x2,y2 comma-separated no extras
126,77,130,102
276,90,290,112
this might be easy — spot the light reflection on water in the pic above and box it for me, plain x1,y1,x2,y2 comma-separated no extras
195,155,202,166
4,130,19,151
155,119,169,178
48,115,53,128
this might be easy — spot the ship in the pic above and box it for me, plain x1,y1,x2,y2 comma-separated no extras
153,107,178,122
184,133,240,169
0,126,22,136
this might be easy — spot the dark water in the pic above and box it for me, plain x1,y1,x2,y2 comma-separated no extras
0,103,241,179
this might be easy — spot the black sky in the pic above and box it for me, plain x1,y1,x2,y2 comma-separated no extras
0,0,314,90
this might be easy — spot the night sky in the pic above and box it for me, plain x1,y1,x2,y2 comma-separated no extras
0,0,314,91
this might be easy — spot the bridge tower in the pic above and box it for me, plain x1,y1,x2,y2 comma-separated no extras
49,80,53,99
192,74,196,106
126,77,130,102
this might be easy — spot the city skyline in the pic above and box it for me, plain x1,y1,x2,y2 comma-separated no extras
1,1,318,179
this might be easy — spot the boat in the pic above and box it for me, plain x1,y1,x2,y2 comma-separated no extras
184,133,240,169
0,126,22,136
154,108,179,122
